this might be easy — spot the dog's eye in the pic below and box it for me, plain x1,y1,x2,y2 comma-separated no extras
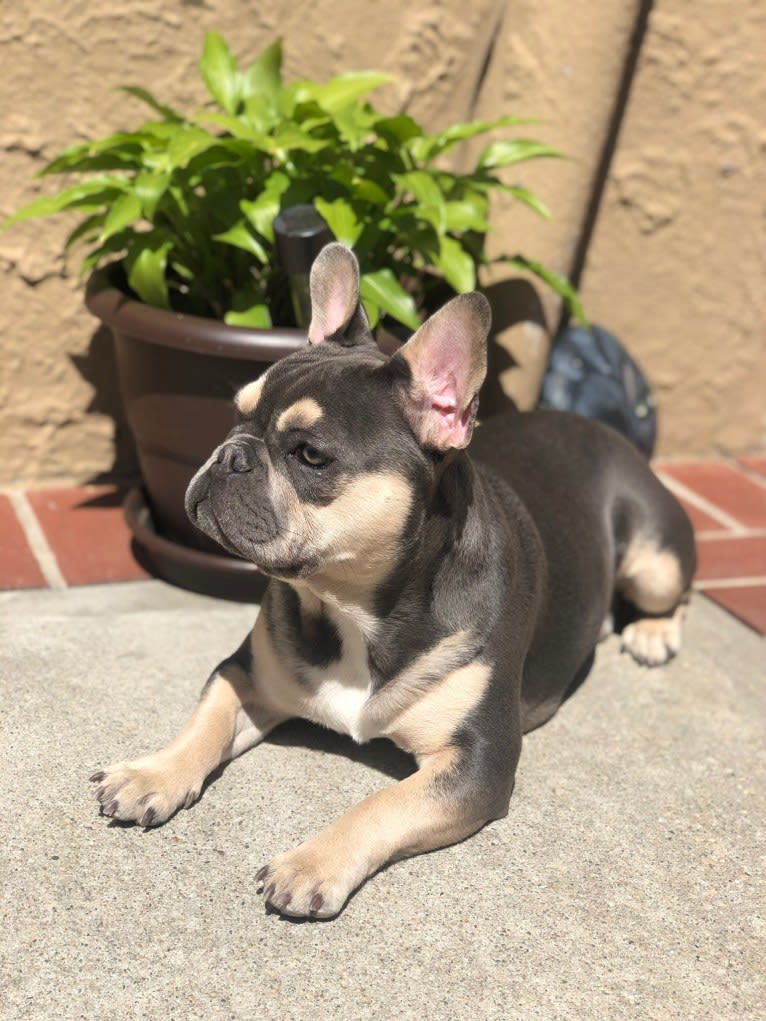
295,443,330,468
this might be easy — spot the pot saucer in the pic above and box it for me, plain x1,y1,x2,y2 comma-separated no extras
124,487,267,603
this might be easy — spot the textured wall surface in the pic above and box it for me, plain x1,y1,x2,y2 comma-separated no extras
470,0,640,412
580,0,766,455
0,1,763,484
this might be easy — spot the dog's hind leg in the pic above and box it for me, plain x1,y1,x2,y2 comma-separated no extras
617,538,693,667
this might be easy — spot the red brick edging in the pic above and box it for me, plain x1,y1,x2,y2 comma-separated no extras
1,460,765,634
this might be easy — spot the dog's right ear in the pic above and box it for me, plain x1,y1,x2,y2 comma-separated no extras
307,243,374,348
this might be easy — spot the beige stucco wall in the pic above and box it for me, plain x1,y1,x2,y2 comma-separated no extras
0,1,762,484
580,0,766,456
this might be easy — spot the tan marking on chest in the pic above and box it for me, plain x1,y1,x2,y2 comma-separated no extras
276,397,323,432
252,588,485,754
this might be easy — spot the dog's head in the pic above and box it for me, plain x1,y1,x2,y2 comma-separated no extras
185,243,490,587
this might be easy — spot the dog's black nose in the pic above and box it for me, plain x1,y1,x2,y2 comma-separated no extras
216,441,256,474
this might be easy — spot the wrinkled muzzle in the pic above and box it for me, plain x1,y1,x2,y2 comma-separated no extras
185,437,316,577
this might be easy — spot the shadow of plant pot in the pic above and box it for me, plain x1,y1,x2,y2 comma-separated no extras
86,271,305,601
480,278,552,415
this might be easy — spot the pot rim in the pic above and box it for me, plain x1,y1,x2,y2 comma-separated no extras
85,269,307,362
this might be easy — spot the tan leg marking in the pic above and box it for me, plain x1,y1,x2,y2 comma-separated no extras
621,600,687,667
91,659,284,826
276,397,323,432
617,539,684,616
617,539,689,667
258,747,484,918
235,374,268,415
382,660,491,755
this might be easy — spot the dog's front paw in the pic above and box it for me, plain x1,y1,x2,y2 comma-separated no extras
89,754,200,827
621,614,682,667
256,843,358,919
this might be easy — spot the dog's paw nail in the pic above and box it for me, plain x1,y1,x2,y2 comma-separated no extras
90,771,105,783
103,800,118,818
309,893,324,915
184,790,197,810
140,807,155,827
255,865,269,885
95,786,106,801
264,883,276,902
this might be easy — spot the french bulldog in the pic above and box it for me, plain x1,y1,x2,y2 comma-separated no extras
91,243,696,919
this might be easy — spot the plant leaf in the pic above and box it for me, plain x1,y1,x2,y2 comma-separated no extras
269,125,331,157
411,115,533,162
434,235,476,293
213,220,268,262
243,37,281,106
134,170,171,220
351,177,390,205
199,31,241,114
313,197,361,247
332,104,377,151
478,139,563,169
310,71,391,112
165,127,220,169
359,269,420,331
374,115,423,147
504,185,551,219
39,134,147,175
125,235,172,308
443,198,489,233
500,254,587,324
240,171,291,242
101,193,142,241
64,213,104,251
396,170,446,234
120,86,184,122
224,289,272,328
79,229,133,276
362,297,380,329
195,112,273,147
396,170,444,209
1,177,131,229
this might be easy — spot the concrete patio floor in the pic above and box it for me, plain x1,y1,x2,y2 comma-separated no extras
1,581,764,1020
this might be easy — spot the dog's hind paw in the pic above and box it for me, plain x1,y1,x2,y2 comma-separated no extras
621,613,682,667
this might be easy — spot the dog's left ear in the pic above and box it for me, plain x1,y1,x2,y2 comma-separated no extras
389,292,490,451
308,243,373,347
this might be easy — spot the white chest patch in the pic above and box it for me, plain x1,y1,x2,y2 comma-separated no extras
299,604,376,742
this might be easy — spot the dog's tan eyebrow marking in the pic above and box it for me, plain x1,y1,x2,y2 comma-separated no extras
276,397,323,432
235,375,268,415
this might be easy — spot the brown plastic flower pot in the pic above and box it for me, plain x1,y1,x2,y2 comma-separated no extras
86,271,305,601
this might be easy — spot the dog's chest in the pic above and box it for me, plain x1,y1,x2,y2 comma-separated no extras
300,606,376,742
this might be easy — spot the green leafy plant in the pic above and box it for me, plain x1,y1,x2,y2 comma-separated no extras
2,32,585,329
